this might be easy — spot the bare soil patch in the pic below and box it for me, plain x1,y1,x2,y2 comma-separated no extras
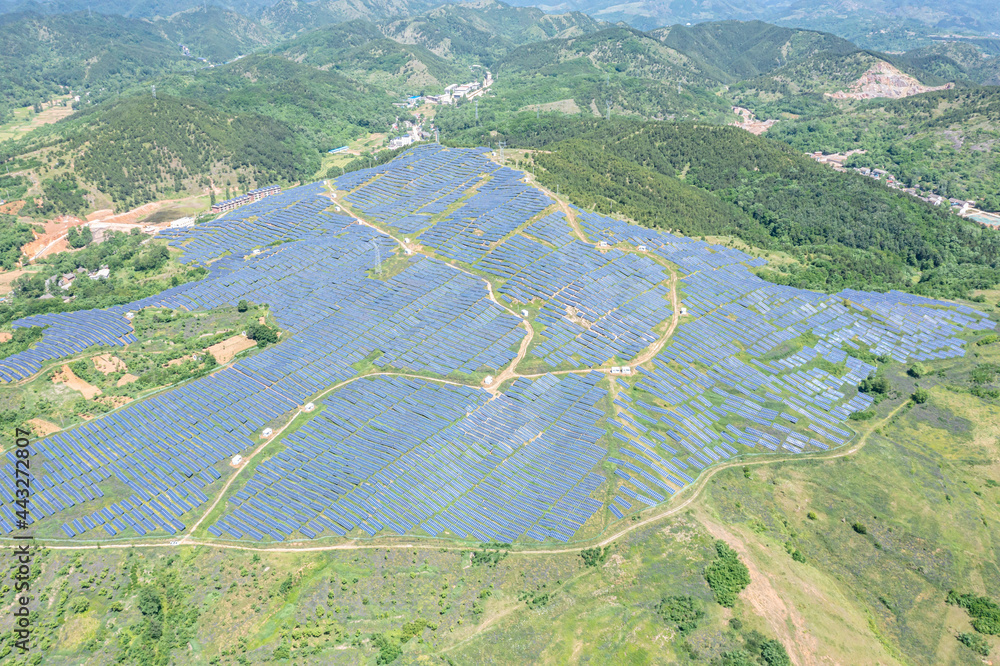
92,353,126,374
28,418,61,436
0,200,25,216
116,373,139,387
0,331,11,343
207,335,256,364
0,269,26,295
827,61,954,100
22,215,87,261
52,364,102,399
521,99,582,115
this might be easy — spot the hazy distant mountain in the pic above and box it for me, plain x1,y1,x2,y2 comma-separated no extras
504,0,1000,43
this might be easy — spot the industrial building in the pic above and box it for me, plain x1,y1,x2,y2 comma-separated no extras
212,185,281,214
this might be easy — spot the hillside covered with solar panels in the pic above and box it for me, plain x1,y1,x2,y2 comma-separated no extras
1,144,995,545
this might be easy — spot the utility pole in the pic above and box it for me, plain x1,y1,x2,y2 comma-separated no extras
151,85,156,99
498,141,505,164
606,100,611,121
435,128,440,144
475,99,479,123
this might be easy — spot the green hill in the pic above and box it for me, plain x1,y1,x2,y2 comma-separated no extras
379,0,604,61
897,41,1000,86
651,20,858,83
0,10,186,108
159,54,399,148
152,6,279,62
64,94,314,210
0,54,400,211
258,0,431,35
271,20,469,94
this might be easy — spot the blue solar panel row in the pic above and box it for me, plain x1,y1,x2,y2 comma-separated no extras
0,144,994,543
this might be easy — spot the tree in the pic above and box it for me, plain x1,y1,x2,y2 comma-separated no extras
237,299,249,312
859,372,890,396
246,323,278,347
704,540,750,607
907,363,927,378
912,388,929,404
67,225,93,249
656,595,705,635
137,587,162,618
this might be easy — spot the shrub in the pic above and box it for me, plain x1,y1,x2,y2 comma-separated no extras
848,409,875,421
704,540,751,608
656,595,705,635
580,546,611,567
947,590,1000,635
806,512,817,520
69,596,90,613
859,372,890,396
852,522,867,535
957,632,990,656
246,323,279,348
907,363,927,378
760,639,792,666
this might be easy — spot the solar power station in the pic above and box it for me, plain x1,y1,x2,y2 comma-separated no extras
1,145,994,544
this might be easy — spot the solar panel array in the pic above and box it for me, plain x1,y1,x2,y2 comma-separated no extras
210,372,606,543
1,144,995,544
0,310,135,382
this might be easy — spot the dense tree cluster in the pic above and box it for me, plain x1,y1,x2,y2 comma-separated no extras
0,214,37,270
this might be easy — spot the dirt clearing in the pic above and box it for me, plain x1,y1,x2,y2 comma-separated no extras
207,335,256,364
28,418,61,436
0,269,26,296
52,364,102,399
93,354,126,374
521,99,581,115
116,373,139,387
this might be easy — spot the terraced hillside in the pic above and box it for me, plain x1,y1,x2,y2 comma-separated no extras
0,144,994,549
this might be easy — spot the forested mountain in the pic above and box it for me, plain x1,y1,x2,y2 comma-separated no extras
444,116,1000,298
651,20,857,83
151,6,279,62
379,0,602,60
271,20,469,94
0,0,277,17
0,54,399,210
0,4,995,235
0,10,186,108
258,0,433,35
897,41,1000,86
503,0,1000,48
